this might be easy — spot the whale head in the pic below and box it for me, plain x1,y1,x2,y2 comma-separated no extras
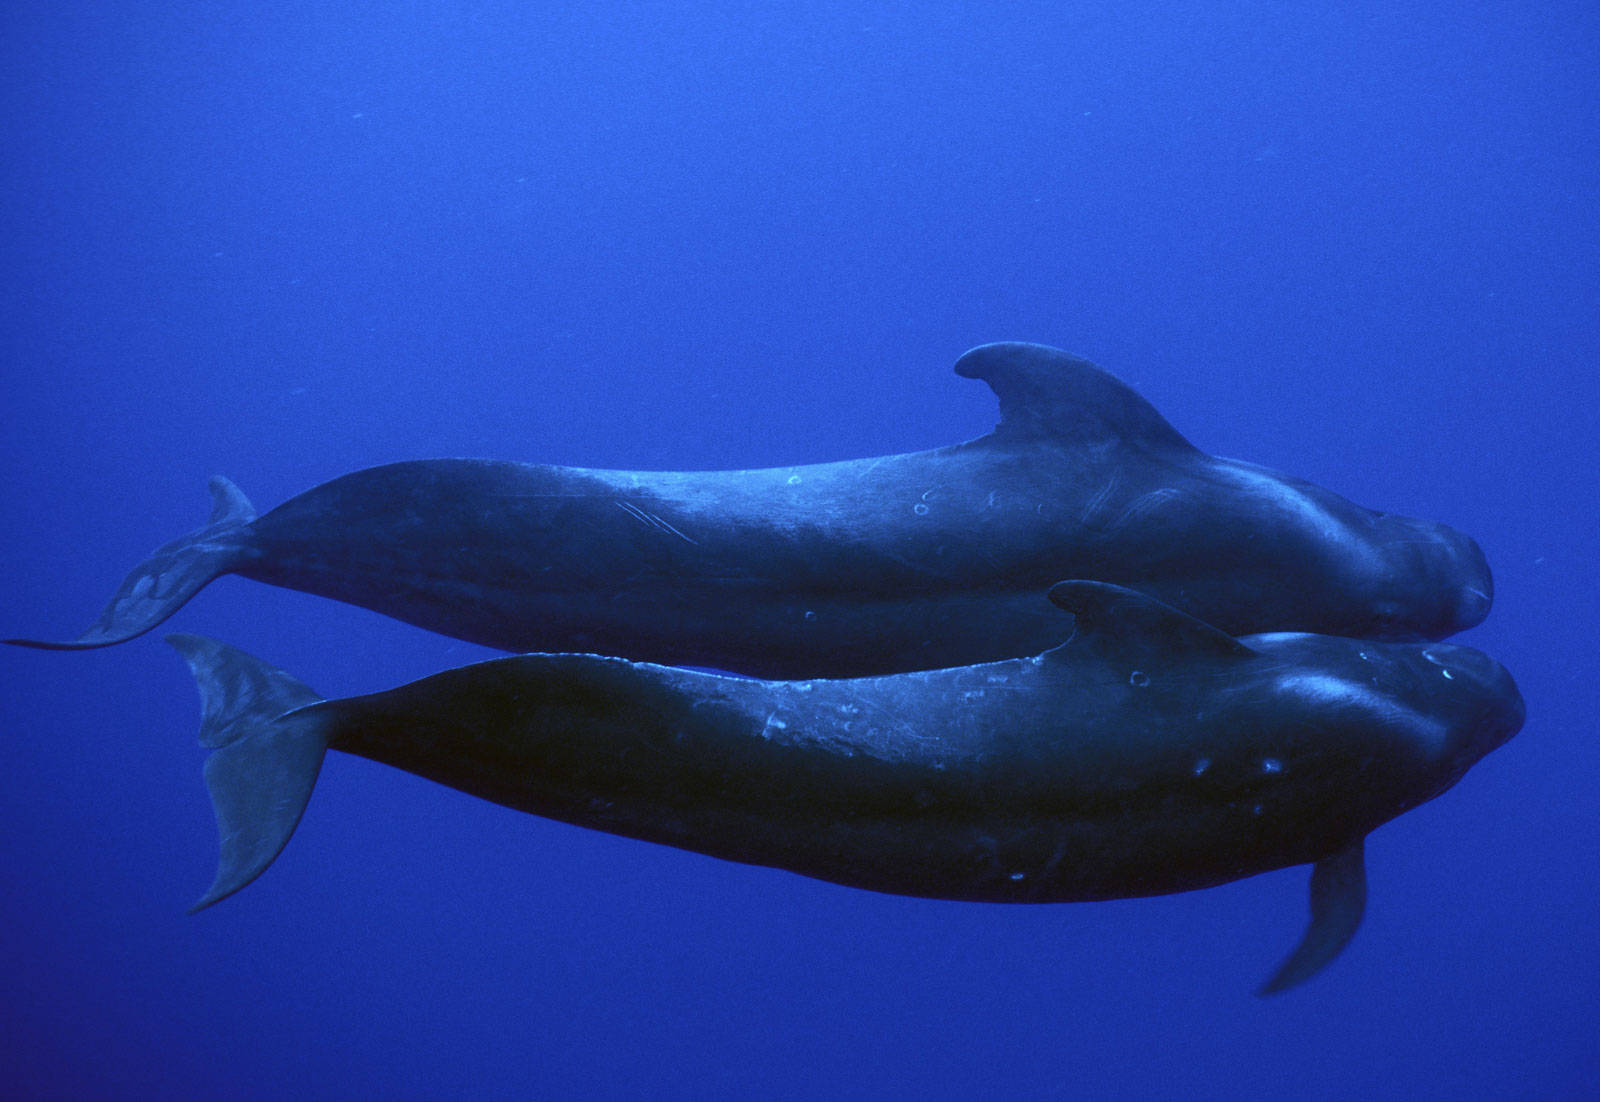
1358,514,1494,640
1254,632,1523,815
1202,460,1494,642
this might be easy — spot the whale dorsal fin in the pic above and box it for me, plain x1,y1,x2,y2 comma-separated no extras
954,343,1195,452
1045,580,1257,664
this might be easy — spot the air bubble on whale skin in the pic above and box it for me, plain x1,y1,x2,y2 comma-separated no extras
1128,670,1150,688
1008,871,1026,882
1261,758,1283,774
803,610,818,622
1192,757,1211,776
913,503,930,516
786,475,802,486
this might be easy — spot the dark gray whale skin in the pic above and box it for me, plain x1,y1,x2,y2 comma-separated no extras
13,344,1493,675
167,582,1523,993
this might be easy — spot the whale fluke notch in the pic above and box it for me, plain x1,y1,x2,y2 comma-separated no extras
953,342,1196,452
1045,580,1258,663
4,476,255,650
1258,836,1369,995
167,633,331,912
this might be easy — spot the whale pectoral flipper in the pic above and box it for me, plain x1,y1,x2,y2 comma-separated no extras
1257,836,1369,996
167,633,329,912
6,477,256,650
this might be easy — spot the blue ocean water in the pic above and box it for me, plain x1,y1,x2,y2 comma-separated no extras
2,2,1595,1097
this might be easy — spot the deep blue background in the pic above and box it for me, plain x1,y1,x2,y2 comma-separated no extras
3,3,1595,1098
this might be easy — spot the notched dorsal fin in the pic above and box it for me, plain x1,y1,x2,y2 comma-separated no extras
1258,836,1369,995
954,343,1194,451
1045,581,1257,663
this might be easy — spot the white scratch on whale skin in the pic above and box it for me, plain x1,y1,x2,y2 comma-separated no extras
615,500,699,545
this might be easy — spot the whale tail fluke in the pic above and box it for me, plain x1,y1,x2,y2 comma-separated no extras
166,633,330,912
5,477,256,650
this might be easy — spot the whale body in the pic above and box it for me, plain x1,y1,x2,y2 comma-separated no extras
168,582,1522,993
13,344,1492,675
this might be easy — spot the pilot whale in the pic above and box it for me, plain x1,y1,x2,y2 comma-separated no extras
168,581,1521,993
14,344,1491,676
